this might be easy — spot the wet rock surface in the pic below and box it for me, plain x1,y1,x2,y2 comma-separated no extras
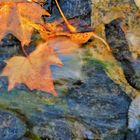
105,19,140,91
66,61,131,139
45,0,91,24
24,60,131,139
0,0,139,140
33,119,72,140
0,110,26,140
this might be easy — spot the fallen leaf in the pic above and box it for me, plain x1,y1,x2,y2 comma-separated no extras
1,37,81,96
40,30,110,51
0,0,49,45
1,40,63,96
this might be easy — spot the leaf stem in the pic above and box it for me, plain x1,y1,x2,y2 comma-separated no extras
54,0,76,33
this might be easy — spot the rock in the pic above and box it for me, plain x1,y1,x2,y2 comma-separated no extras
0,34,20,46
83,129,95,140
0,77,8,90
0,1,134,140
128,95,140,130
105,19,140,90
65,60,131,139
134,0,140,9
28,60,131,139
105,18,140,139
45,0,91,25
18,137,31,140
43,0,52,13
71,121,96,140
33,119,72,140
126,128,140,140
33,119,97,140
0,110,26,140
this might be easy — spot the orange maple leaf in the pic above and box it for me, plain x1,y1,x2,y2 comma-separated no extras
1,39,64,96
0,0,49,45
40,30,110,51
1,37,79,96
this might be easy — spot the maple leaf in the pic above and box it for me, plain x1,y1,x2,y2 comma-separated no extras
0,0,49,45
40,30,110,51
1,37,79,96
1,40,63,96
